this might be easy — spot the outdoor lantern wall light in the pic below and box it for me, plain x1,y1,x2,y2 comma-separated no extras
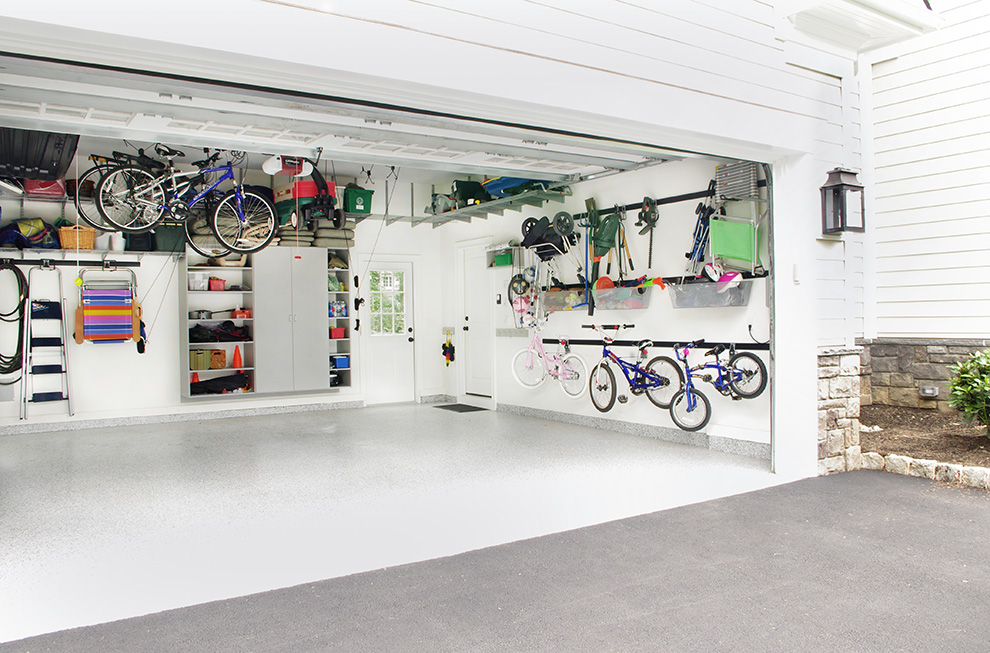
820,167,865,234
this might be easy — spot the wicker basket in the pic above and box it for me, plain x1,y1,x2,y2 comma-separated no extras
58,225,96,250
209,349,227,369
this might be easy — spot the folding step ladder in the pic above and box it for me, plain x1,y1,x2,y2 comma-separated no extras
20,264,73,419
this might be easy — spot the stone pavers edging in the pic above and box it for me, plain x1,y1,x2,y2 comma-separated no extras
862,452,990,490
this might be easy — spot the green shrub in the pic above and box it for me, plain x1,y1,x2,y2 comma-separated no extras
948,349,990,436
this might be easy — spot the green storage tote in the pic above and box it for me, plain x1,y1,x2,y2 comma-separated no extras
344,187,374,214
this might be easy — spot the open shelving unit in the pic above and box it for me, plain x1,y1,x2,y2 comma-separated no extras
179,253,255,399
328,247,352,389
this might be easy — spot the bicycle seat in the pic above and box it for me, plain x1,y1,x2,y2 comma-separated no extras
705,344,727,357
637,339,653,351
110,151,166,171
155,144,185,159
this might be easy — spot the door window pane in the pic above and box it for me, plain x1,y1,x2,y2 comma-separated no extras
369,268,406,336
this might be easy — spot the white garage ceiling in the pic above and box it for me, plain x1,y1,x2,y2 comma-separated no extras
0,52,687,185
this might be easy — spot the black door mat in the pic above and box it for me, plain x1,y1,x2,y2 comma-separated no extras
434,404,487,413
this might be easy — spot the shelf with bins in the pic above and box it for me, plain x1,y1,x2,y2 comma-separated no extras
181,253,255,399
328,247,352,389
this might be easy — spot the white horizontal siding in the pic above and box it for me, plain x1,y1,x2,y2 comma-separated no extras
878,284,990,303
877,316,989,338
869,0,990,339
355,0,843,123
875,214,990,240
877,267,990,287
874,65,990,109
875,250,990,272
875,133,990,168
876,299,990,319
875,149,988,183
0,0,855,160
816,239,848,346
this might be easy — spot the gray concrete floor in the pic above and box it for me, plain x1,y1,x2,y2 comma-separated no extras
0,404,782,642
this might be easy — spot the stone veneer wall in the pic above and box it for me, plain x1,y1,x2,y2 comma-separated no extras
818,347,863,475
858,339,990,412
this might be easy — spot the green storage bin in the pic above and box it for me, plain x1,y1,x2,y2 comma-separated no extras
709,219,756,262
344,187,374,214
492,251,513,267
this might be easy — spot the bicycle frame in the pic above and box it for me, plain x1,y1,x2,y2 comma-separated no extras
111,164,234,215
521,330,573,380
596,344,666,391
162,165,236,213
675,342,745,411
690,361,742,394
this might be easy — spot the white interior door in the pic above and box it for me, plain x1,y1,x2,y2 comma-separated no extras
461,244,493,401
364,261,416,404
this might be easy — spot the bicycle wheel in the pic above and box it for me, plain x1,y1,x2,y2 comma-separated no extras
644,355,684,409
728,352,768,399
557,353,588,399
184,212,231,257
669,388,711,432
73,165,114,231
211,189,277,254
589,361,616,412
511,348,547,388
96,165,165,232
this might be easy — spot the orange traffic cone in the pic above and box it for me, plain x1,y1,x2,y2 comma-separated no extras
232,345,242,370
191,372,200,383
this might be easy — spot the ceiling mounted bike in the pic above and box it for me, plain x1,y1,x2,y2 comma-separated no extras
95,145,277,254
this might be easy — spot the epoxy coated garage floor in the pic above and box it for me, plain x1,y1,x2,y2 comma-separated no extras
0,404,783,642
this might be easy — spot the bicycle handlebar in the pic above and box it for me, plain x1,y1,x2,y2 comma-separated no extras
582,324,635,330
191,151,222,169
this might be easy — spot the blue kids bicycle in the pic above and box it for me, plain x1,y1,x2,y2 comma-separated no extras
583,324,683,412
668,340,768,431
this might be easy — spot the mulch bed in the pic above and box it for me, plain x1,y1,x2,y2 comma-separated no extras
860,404,990,468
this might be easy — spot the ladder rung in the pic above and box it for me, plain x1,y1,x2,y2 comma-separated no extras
30,338,63,348
31,364,65,375
30,301,62,319
31,392,67,403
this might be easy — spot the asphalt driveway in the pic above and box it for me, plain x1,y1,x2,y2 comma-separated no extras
3,470,988,652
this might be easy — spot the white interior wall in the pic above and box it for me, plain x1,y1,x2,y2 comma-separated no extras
403,159,776,446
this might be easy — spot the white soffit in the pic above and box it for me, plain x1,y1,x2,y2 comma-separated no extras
0,54,683,182
786,0,941,53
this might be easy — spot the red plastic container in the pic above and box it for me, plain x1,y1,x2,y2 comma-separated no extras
209,278,226,291
330,327,346,339
24,178,67,197
273,179,336,204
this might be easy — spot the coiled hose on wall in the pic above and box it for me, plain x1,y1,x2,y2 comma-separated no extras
0,261,28,384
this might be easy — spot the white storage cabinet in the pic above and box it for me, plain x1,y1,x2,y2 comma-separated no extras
252,247,331,393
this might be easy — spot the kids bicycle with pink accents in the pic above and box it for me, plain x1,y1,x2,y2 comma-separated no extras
510,320,588,398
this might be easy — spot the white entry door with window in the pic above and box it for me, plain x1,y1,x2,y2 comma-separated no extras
458,242,494,404
364,261,416,404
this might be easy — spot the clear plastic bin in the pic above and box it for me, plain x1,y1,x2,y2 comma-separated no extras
668,280,752,308
591,285,652,310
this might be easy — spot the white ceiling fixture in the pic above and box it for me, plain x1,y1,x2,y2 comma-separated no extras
782,0,942,53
